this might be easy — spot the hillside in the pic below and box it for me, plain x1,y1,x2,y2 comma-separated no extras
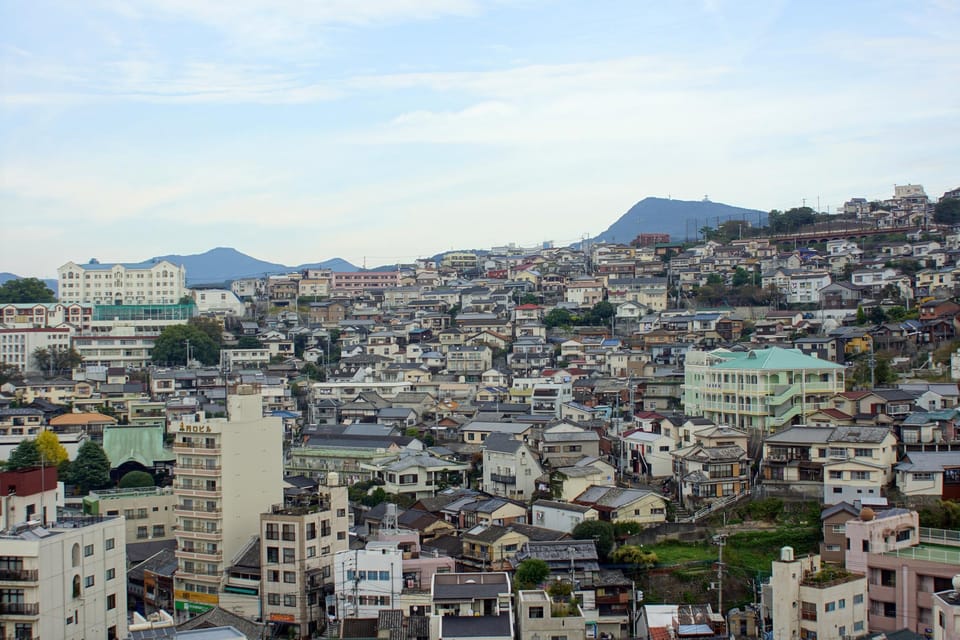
150,248,358,285
0,272,59,296
594,197,767,245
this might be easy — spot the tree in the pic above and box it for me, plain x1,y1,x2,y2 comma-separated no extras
571,520,615,561
6,439,41,470
514,558,550,589
188,316,224,347
34,346,83,376
868,306,887,324
934,198,960,225
856,306,867,325
236,336,263,349
119,470,155,488
732,267,752,288
66,440,112,493
151,323,220,365
544,308,573,329
0,277,55,303
36,430,68,466
519,293,539,305
610,545,658,568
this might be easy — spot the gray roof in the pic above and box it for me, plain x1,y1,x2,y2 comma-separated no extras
462,421,532,434
439,614,512,639
483,433,524,454
533,499,593,513
574,485,661,509
895,451,960,473
542,430,600,443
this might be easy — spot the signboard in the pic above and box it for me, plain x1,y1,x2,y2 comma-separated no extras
175,589,219,605
175,600,215,614
269,614,296,623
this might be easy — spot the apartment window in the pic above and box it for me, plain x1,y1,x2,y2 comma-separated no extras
853,448,874,458
862,540,869,552
337,531,346,540
84,544,94,557
284,594,296,607
825,602,835,612
854,594,863,605
268,571,279,583
829,471,843,480
266,523,279,540
851,471,871,481
529,607,545,619
105,538,115,551
896,529,912,542
107,594,116,610
800,601,817,621
284,571,296,583
268,593,280,605
137,526,148,539
379,571,390,581
831,524,845,534
153,525,165,537
838,599,846,609
84,575,95,588
283,548,295,563
282,524,296,541
306,523,317,540
307,546,317,558
854,621,864,632
266,547,279,563
106,568,115,581
337,508,346,517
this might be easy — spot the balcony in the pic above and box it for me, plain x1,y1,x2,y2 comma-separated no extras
176,463,221,476
177,548,223,561
174,442,221,454
174,484,222,498
0,568,38,582
489,473,517,485
0,602,39,616
175,504,221,515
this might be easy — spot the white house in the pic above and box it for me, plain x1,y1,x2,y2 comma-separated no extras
333,542,404,618
531,500,598,533
482,434,543,501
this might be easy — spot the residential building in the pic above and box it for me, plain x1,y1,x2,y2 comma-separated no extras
683,347,845,431
765,548,868,640
174,388,284,617
0,515,128,640
482,434,543,501
430,572,514,640
334,542,404,618
672,442,750,508
83,486,177,543
360,453,469,500
572,485,668,525
0,327,73,373
531,500,598,533
933,578,960,640
516,590,585,640
540,424,600,465
446,345,493,380
820,502,860,565
0,467,60,530
895,452,960,500
259,474,350,639
58,259,186,305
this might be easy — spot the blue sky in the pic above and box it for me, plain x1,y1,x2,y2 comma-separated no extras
2,0,958,276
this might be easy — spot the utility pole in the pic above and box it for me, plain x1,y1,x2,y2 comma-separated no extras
714,534,727,617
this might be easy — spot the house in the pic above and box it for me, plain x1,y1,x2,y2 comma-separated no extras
620,429,675,479
545,458,617,502
819,502,860,565
572,485,668,526
539,424,601,465
895,451,960,499
531,500,598,533
482,434,543,501
516,590,585,640
431,573,514,640
672,441,750,508
361,453,469,500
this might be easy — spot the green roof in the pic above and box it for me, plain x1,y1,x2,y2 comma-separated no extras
102,426,175,468
709,347,844,371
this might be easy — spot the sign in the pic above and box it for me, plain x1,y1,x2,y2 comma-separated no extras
179,424,212,433
175,589,219,605
175,600,215,614
269,614,296,623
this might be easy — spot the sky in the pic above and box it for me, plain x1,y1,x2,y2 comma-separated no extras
1,0,959,277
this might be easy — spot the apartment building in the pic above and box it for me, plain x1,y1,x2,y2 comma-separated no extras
430,572,514,640
516,589,586,640
0,302,92,331
0,467,60,530
933,578,960,640
333,542,404,619
0,327,73,372
683,347,845,431
58,259,186,306
259,474,350,640
174,389,284,618
845,508,960,635
482,434,543,501
0,515,127,640
82,486,177,543
766,548,868,640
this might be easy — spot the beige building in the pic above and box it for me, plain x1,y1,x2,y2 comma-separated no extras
933,577,960,640
83,486,177,543
0,515,128,640
174,389,284,618
766,548,867,640
517,589,586,640
58,259,186,306
259,474,350,639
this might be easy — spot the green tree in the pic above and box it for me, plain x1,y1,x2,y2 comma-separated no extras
0,278,56,303
856,306,867,325
886,306,907,322
934,198,960,225
544,308,573,328
66,440,112,493
610,545,658,568
36,430,68,466
706,273,724,286
571,520,615,561
118,470,155,488
188,316,224,346
514,558,550,589
6,439,41,470
590,301,615,323
868,306,887,324
236,336,263,349
151,323,220,365
519,293,539,305
34,346,84,376
732,267,751,288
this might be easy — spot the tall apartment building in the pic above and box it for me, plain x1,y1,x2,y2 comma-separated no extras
765,547,868,640
58,259,186,306
259,473,350,639
683,347,845,431
0,327,73,373
174,388,284,618
0,515,127,640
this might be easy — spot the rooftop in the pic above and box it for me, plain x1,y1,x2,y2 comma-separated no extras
882,543,960,564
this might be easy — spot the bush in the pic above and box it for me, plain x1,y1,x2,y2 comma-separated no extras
119,471,155,489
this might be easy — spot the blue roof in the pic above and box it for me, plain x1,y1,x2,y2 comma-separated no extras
74,259,176,271
270,410,300,418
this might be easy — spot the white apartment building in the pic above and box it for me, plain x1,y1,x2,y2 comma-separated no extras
83,486,177,543
0,327,73,372
259,474,350,640
0,515,128,640
766,548,868,640
58,259,187,306
174,388,284,618
333,542,404,619
189,288,246,317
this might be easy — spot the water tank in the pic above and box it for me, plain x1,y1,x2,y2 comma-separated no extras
860,507,875,522
327,471,340,487
781,546,794,562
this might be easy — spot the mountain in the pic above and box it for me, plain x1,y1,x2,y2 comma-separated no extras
593,197,767,245
151,248,358,285
0,272,59,296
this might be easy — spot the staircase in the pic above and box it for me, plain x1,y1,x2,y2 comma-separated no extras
677,489,751,524
326,620,339,639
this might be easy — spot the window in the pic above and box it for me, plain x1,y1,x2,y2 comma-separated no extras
337,508,346,517
284,594,297,607
854,594,864,605
529,606,545,619
829,470,843,480
306,523,317,540
307,546,317,558
84,575,95,588
72,544,81,567
153,525,165,537
825,602,835,612
851,471,871,481
379,571,390,581
268,571,279,583
137,526,148,539
268,593,280,605
266,547,279,563
337,531,346,540
84,544,94,557
862,540,869,552
854,621,864,632
838,599,846,609
831,524,846,534
265,523,279,540
284,571,296,583
896,529,912,542
282,548,295,563
282,524,296,541
106,568,115,581
838,627,845,638
801,601,817,621
105,538,115,551
107,594,116,610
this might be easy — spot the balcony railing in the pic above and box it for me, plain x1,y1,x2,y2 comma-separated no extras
0,569,39,582
490,473,517,485
0,602,39,616
174,442,220,452
175,504,221,514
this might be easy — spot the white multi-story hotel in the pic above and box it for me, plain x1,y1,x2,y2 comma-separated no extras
0,515,128,640
58,259,187,306
173,388,284,618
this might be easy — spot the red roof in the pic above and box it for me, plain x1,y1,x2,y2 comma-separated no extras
816,408,853,420
650,628,672,640
515,303,541,310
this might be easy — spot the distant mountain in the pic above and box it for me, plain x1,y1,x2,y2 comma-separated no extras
593,197,767,245
150,248,358,285
0,272,58,296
